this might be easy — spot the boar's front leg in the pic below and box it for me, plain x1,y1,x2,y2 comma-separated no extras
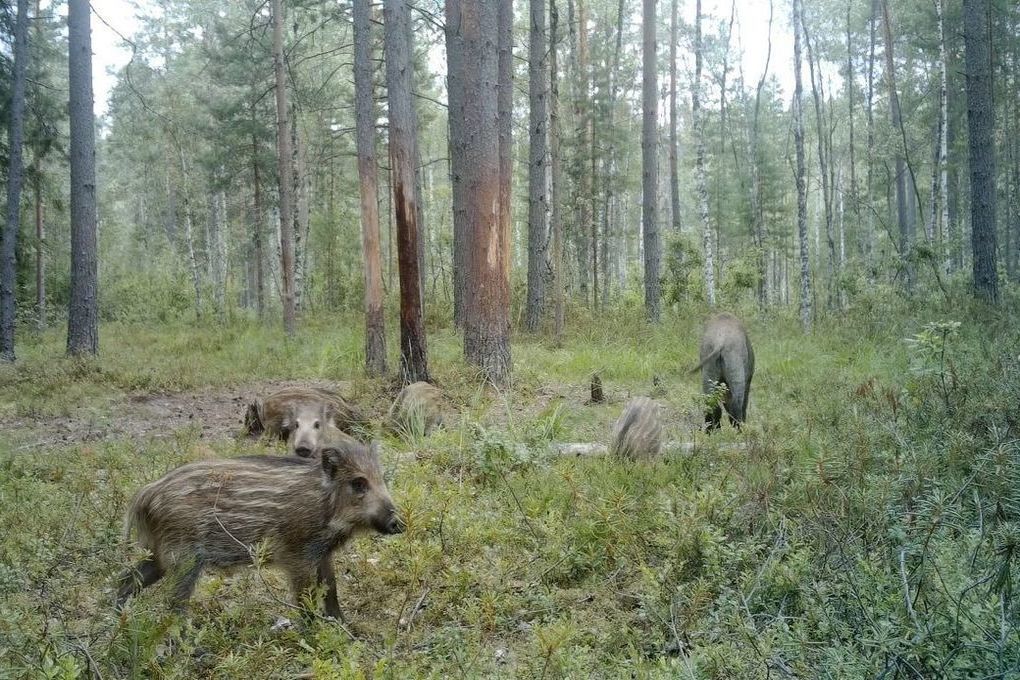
316,554,343,620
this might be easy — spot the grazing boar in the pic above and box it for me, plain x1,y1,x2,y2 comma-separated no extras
244,387,369,456
692,313,755,430
610,397,663,460
116,435,403,618
387,382,444,437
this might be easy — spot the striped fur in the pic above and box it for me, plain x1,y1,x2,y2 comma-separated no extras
610,397,663,460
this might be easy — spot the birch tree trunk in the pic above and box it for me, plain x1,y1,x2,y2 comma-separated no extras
750,0,773,310
354,0,387,375
881,0,911,290
693,0,714,306
251,131,266,318
935,0,951,273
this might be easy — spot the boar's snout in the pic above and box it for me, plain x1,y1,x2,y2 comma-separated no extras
294,445,313,458
374,505,405,535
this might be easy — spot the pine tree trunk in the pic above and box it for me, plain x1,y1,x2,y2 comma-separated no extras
525,0,548,332
176,149,204,317
67,0,98,356
641,0,660,321
600,0,625,308
963,0,998,303
354,0,387,375
577,0,593,307
1,0,29,361
272,0,297,335
498,0,513,315
252,133,266,318
452,0,511,384
793,0,812,332
35,175,45,330
845,3,860,259
693,0,714,306
550,0,565,341
291,111,308,312
212,185,227,319
387,0,430,383
446,1,467,327
668,0,681,234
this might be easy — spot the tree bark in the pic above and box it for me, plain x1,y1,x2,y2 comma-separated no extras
35,174,45,330
880,0,911,289
600,0,625,308
67,0,99,356
668,0,681,235
801,7,837,307
935,0,951,272
793,0,812,332
251,131,266,318
550,0,565,341
446,0,467,327
387,0,430,383
212,185,227,319
845,3,860,258
2,0,29,361
963,0,998,303
452,0,511,385
354,0,387,375
525,0,549,332
272,0,297,335
641,0,660,321
693,0,713,306
750,0,773,309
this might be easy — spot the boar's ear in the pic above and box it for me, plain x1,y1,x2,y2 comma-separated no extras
321,446,344,479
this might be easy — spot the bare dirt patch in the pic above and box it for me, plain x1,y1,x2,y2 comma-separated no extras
2,379,359,452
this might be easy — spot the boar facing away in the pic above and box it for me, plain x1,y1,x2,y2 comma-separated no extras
609,397,663,460
116,436,403,618
244,386,369,456
693,313,755,430
387,381,444,437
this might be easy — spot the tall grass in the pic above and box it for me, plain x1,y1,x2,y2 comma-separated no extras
1,297,1018,677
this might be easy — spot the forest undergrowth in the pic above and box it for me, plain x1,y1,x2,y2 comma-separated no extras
1,295,1018,678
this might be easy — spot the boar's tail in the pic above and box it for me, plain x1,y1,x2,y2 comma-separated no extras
687,348,721,375
123,488,155,549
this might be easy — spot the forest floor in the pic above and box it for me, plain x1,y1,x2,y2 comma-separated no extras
1,298,1018,678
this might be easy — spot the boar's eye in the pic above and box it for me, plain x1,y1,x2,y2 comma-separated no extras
314,420,321,430
350,476,369,495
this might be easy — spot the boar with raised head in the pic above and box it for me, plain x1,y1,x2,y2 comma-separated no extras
692,313,755,430
116,435,403,618
387,381,444,437
610,397,663,460
244,387,369,456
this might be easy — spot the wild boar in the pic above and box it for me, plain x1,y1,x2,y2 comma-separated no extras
244,387,369,456
610,397,663,460
387,382,444,437
692,313,755,430
116,435,403,618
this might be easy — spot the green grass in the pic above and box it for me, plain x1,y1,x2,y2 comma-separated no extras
1,300,1018,678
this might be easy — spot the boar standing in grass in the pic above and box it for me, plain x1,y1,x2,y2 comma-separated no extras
610,397,663,460
388,381,444,437
116,435,404,619
692,313,755,430
244,387,369,456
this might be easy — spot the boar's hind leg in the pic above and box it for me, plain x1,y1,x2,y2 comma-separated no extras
116,556,165,609
316,555,343,620
168,559,204,612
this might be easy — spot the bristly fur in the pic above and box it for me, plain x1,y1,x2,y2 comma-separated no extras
610,397,663,460
118,435,401,615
